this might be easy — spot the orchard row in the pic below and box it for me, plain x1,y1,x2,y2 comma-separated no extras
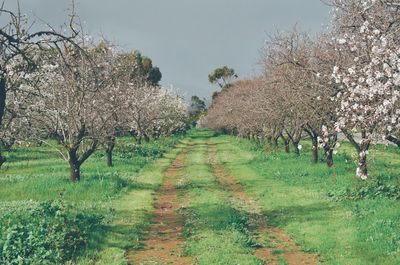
203,0,400,179
0,5,188,181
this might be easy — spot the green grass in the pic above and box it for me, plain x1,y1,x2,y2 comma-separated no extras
0,134,185,264
77,144,184,265
1,128,399,264
211,134,400,265
178,131,264,265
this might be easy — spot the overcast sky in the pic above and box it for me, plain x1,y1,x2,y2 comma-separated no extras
4,0,331,101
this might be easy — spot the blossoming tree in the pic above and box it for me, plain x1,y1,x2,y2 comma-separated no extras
0,5,79,167
331,0,400,179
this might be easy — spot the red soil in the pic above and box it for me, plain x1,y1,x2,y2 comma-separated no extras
127,150,192,265
208,143,318,265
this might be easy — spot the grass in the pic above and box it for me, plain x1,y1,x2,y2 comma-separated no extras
1,128,399,264
76,144,184,265
0,134,185,264
211,133,400,265
178,131,264,265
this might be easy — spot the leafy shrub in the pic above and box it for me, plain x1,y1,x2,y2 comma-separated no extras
107,135,183,161
0,200,103,264
133,143,165,158
328,180,400,201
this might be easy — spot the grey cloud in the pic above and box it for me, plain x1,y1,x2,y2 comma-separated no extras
3,0,330,100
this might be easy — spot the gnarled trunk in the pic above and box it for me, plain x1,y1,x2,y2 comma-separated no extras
69,162,81,182
0,76,5,127
106,148,113,167
272,137,279,148
69,149,81,182
292,143,300,156
357,150,368,180
386,135,400,148
106,136,116,167
312,143,319,164
286,129,302,156
68,139,98,182
281,134,290,153
304,129,319,164
0,84,6,167
343,130,370,180
284,139,290,153
324,146,334,167
0,152,5,168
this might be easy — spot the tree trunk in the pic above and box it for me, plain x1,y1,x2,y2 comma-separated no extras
106,137,116,167
386,135,400,148
324,146,334,167
106,148,113,167
284,140,290,153
312,142,319,164
69,150,81,182
343,130,370,180
284,128,302,155
70,163,81,182
309,132,319,163
304,128,319,164
0,75,7,169
272,136,279,148
292,142,300,156
0,76,6,127
287,129,302,157
357,150,368,180
0,152,5,168
280,133,290,153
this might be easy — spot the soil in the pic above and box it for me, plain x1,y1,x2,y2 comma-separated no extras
126,149,192,265
208,142,318,265
127,142,318,265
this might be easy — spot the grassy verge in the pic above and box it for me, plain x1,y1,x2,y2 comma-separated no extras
178,131,263,265
0,134,185,264
77,142,185,265
211,134,400,265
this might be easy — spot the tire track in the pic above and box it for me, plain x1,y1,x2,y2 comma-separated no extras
208,142,318,265
126,147,192,265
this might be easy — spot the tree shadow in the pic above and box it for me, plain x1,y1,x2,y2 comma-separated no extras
260,202,331,228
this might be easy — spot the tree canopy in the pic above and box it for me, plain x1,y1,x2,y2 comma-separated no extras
208,66,237,88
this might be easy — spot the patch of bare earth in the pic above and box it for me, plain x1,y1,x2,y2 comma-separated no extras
126,149,192,265
208,142,318,265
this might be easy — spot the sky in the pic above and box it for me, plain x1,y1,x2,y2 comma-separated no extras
4,0,331,101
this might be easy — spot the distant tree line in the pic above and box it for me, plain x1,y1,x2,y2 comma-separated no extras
0,3,188,181
203,0,400,180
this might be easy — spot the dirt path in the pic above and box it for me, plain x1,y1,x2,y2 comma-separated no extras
126,148,192,265
208,142,318,265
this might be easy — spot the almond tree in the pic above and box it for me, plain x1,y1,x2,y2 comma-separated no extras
204,0,399,180
153,88,188,137
124,83,188,143
261,30,314,156
0,73,35,167
0,3,78,167
331,0,400,179
205,79,267,139
205,29,343,166
31,39,116,181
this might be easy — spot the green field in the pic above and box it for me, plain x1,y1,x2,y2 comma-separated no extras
0,129,399,264
0,135,185,264
211,132,400,265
